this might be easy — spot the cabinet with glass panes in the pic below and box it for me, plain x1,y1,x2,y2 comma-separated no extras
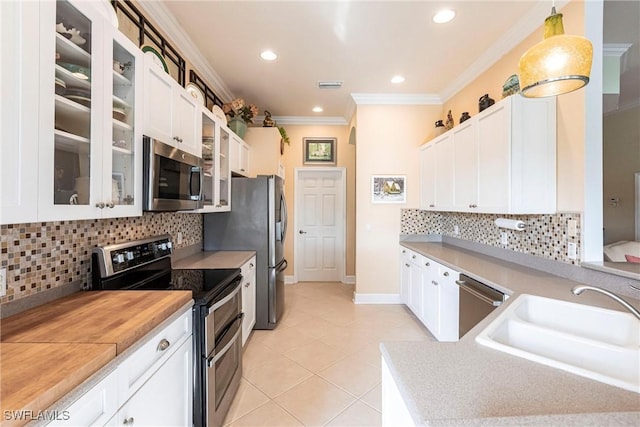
38,0,142,221
194,108,231,213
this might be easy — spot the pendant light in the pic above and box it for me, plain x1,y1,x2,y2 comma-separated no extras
518,5,593,98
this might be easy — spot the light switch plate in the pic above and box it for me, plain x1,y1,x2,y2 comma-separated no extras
500,232,508,245
567,220,577,237
177,231,183,245
0,268,6,297
453,225,460,235
568,242,577,260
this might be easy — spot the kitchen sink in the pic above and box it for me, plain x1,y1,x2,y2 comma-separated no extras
476,294,640,393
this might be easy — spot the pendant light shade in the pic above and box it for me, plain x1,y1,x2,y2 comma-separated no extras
518,7,593,98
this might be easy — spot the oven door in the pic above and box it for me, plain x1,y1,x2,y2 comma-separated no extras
205,314,243,427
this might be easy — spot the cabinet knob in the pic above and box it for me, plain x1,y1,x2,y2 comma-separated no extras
402,250,406,254
469,204,477,208
96,202,105,209
107,202,115,208
405,263,410,267
250,263,254,268
443,271,450,277
411,255,416,259
429,204,435,208
157,338,170,352
425,262,430,267
244,282,250,288
123,417,134,425
432,280,438,286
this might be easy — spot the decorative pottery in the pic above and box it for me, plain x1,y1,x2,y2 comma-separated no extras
502,74,521,97
479,94,495,112
445,110,454,130
460,112,471,124
227,117,247,138
263,110,276,127
434,120,445,136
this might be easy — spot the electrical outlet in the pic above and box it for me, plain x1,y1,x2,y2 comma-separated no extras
500,232,508,245
567,219,577,237
177,232,183,245
568,242,577,260
0,268,6,297
453,225,460,235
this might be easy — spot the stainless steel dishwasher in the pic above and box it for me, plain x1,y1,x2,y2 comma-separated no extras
456,274,507,338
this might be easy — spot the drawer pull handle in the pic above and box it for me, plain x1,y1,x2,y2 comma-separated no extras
411,254,416,259
250,263,254,268
443,271,450,277
244,282,250,288
425,262,430,267
123,417,134,425
157,339,170,352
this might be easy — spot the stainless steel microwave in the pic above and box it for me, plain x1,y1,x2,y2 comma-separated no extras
143,136,204,211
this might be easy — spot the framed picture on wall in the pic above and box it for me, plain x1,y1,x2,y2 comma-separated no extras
371,175,406,204
303,137,337,165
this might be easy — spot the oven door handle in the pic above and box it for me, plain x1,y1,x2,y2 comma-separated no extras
208,323,242,367
208,278,242,315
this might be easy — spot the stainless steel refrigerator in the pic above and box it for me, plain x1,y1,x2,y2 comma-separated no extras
203,175,287,329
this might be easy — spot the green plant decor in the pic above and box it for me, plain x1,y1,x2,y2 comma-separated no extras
278,126,290,145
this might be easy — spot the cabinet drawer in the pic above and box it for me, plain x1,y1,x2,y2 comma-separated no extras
241,256,256,277
118,308,192,404
49,370,118,427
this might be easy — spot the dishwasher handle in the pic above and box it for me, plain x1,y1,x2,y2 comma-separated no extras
456,280,504,307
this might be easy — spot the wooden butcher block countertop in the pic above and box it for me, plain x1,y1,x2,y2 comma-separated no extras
0,290,192,424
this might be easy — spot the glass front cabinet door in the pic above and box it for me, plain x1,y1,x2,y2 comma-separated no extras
38,0,141,221
197,109,231,213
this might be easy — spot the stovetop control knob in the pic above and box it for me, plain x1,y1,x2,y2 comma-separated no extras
126,251,134,261
116,253,125,264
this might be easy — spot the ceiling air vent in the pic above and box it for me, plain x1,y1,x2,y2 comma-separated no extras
317,81,343,89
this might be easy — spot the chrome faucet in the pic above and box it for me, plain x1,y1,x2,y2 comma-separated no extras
571,285,640,321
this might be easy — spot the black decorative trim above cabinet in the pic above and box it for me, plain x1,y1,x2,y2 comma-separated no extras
110,0,186,86
189,70,224,110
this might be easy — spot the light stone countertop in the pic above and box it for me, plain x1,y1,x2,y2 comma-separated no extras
172,250,256,270
381,241,640,426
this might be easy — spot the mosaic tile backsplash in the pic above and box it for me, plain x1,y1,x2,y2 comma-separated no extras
401,209,582,265
0,213,202,304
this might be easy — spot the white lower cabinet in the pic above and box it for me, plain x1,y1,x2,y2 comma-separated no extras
241,256,257,346
107,337,193,427
400,246,459,342
382,357,416,427
47,308,193,427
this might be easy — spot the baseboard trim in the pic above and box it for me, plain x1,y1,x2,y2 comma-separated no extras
342,275,356,284
285,275,296,284
353,293,402,304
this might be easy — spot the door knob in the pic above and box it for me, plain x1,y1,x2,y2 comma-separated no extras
299,230,307,234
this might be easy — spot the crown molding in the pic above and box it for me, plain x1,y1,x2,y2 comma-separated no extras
604,43,633,57
265,116,349,126
439,0,570,102
351,93,442,105
136,0,235,102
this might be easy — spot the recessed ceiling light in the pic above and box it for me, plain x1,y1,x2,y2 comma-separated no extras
391,75,405,84
433,9,455,24
312,106,323,113
260,50,277,61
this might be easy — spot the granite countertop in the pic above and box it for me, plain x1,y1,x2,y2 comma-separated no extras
172,250,256,270
381,241,640,426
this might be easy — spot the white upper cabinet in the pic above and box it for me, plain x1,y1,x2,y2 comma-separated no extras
142,56,201,157
1,1,40,224
421,95,556,214
195,109,231,212
243,127,284,179
37,0,143,222
229,134,250,177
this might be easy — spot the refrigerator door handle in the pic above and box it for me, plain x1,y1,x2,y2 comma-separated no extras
277,259,288,272
280,193,288,242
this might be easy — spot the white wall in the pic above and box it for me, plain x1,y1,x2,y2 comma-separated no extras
354,105,440,295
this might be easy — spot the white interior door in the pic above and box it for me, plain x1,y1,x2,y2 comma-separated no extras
295,168,345,282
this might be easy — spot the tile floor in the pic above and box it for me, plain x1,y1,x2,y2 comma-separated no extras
223,282,434,427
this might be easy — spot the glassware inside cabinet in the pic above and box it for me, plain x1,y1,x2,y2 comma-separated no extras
54,0,92,205
111,40,135,206
201,113,216,207
218,127,230,207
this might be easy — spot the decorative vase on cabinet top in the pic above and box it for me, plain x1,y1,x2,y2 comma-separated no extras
228,117,248,139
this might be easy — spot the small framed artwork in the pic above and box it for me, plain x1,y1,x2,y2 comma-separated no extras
371,175,406,204
303,137,337,165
